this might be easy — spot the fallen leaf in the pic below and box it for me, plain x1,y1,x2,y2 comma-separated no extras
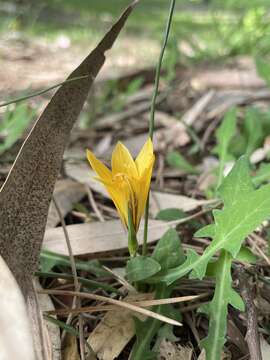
43,219,171,256
260,336,270,360
0,2,137,359
191,68,265,90
0,255,35,360
62,334,80,360
46,179,86,228
36,280,61,360
150,191,215,217
158,341,193,360
65,162,108,197
87,293,153,360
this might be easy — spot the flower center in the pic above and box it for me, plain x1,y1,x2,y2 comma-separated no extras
112,173,137,218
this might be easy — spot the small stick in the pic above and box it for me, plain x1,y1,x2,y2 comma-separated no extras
236,266,262,360
85,185,105,222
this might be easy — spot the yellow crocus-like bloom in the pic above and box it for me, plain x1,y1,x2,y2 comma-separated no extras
86,138,155,233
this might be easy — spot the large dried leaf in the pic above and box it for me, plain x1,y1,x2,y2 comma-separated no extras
43,219,171,256
0,2,137,359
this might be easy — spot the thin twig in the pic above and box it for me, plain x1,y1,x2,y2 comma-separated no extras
248,234,270,266
52,196,87,360
143,0,176,256
236,266,262,360
102,265,136,293
46,293,204,316
85,185,105,222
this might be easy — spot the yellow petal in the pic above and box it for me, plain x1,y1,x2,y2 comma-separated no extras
135,138,154,176
101,180,130,227
86,149,112,183
135,162,154,230
111,142,138,178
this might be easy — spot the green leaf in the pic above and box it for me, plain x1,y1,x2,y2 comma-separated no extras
37,271,120,293
253,162,270,187
214,108,237,188
256,57,270,87
156,208,186,221
156,156,270,284
199,251,244,360
244,108,263,156
166,151,198,174
126,256,161,282
217,156,253,207
130,284,169,360
40,250,107,277
0,103,35,155
236,246,257,263
130,231,185,359
152,229,185,271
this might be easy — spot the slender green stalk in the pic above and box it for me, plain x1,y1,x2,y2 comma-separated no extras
143,0,176,256
0,75,89,107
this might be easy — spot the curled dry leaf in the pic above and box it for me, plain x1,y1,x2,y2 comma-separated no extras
0,2,137,359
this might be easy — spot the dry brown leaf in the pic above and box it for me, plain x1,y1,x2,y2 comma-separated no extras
65,162,108,197
260,336,270,360
43,219,171,256
158,341,193,360
87,293,153,360
198,349,228,360
62,333,80,360
150,191,215,217
0,255,35,360
0,2,137,359
46,179,86,228
36,280,61,360
191,68,265,90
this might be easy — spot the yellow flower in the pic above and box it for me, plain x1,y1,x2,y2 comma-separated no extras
86,138,155,232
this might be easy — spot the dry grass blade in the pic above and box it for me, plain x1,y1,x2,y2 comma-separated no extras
46,294,205,316
0,2,137,359
38,289,183,327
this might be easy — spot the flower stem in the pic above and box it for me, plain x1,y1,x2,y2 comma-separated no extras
142,0,176,256
128,207,138,257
